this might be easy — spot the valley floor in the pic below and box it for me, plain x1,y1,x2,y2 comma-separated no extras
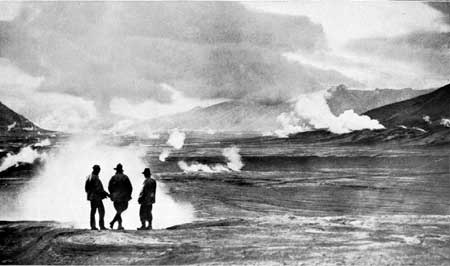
1,139,450,265
3,169,450,265
2,214,450,265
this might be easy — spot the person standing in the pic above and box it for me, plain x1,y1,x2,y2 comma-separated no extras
137,168,156,230
108,163,133,230
85,165,109,230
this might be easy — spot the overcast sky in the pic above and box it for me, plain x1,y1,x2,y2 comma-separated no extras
0,1,449,131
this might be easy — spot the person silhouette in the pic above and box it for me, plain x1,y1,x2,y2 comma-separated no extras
85,165,109,230
108,163,132,230
137,168,156,230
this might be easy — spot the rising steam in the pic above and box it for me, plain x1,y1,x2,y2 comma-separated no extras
0,145,48,172
3,135,194,229
274,91,384,137
167,128,186,149
440,118,450,128
7,122,16,131
159,129,187,162
178,146,244,173
222,146,244,171
159,149,171,162
33,138,51,147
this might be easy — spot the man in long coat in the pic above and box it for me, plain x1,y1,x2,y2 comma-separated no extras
108,163,132,230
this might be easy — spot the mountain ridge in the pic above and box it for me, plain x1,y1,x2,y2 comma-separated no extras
0,101,45,134
364,83,450,129
137,87,434,132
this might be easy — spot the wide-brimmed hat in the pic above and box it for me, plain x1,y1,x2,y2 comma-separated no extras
114,163,123,171
142,168,151,175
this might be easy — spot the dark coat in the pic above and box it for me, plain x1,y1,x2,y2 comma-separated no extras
85,174,108,201
138,177,156,205
108,173,133,202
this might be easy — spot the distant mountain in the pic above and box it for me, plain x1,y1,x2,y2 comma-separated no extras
327,85,434,115
0,101,43,133
146,100,291,132
135,86,436,132
364,83,450,129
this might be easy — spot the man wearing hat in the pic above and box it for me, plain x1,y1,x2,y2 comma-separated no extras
85,165,109,230
108,163,133,230
137,167,157,230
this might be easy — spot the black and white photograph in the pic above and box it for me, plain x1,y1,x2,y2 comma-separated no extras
0,0,450,264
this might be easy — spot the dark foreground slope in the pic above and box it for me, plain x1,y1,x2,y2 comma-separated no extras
364,83,450,128
3,217,450,265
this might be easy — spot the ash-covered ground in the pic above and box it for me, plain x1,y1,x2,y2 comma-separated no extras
1,132,450,265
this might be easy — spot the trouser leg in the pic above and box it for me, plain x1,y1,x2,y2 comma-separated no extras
111,202,119,224
139,205,146,228
98,201,105,228
112,211,121,224
117,212,122,227
113,202,126,228
90,201,97,229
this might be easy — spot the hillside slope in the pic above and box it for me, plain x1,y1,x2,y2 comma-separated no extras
327,85,434,115
364,83,450,128
146,100,291,132
0,101,42,132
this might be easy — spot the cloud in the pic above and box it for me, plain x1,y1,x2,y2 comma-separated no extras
0,2,342,109
0,1,358,119
0,2,22,21
2,91,97,132
344,32,450,88
428,2,450,25
0,1,448,132
0,59,97,132
246,1,450,90
245,1,448,47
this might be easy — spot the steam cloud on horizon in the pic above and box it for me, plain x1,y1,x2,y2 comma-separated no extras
178,146,244,173
274,91,385,137
0,2,449,132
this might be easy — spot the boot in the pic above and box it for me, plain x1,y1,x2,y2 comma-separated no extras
137,221,146,230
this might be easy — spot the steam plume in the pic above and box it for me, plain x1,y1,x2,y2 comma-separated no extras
7,122,16,131
178,161,231,173
275,91,384,137
223,146,243,171
167,128,186,150
159,149,171,162
440,118,450,127
178,146,244,173
3,136,194,229
0,145,47,172
33,138,51,147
